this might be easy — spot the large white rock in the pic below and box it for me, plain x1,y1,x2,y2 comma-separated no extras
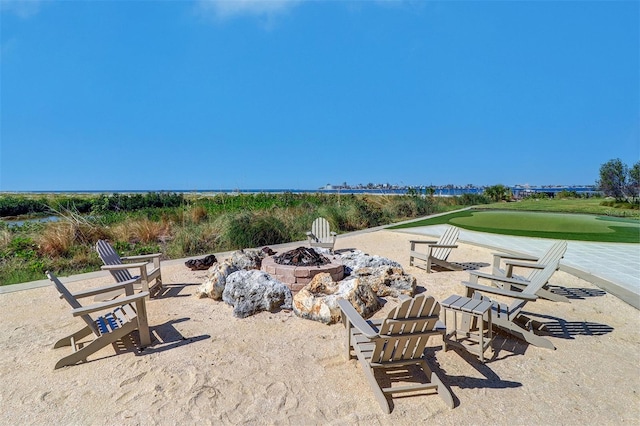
292,273,381,325
222,270,293,319
195,260,238,300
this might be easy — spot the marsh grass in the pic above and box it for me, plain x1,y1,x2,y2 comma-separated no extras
9,193,631,286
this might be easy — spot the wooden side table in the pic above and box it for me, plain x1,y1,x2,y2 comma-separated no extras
441,295,493,363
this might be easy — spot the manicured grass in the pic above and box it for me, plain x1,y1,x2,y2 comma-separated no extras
476,198,639,217
390,210,640,243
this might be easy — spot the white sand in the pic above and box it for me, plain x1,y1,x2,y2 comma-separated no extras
1,229,639,425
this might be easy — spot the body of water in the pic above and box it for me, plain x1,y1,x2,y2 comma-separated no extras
3,186,601,197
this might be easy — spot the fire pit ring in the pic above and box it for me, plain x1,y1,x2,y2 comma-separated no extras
261,247,344,293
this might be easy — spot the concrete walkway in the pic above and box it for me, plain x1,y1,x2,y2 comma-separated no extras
395,224,640,309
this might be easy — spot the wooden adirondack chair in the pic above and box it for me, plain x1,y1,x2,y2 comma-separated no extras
338,294,454,413
488,240,569,302
306,217,337,252
409,226,462,273
95,239,163,300
47,271,151,369
460,255,564,350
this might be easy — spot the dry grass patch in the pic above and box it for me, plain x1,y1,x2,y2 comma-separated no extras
112,218,171,244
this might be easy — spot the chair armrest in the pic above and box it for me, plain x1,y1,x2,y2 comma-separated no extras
337,299,379,339
70,278,139,299
492,252,538,262
428,244,458,249
469,270,531,287
462,281,538,301
504,260,546,270
72,291,150,316
409,240,438,245
101,262,149,271
121,253,161,262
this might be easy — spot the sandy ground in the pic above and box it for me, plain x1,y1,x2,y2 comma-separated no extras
1,229,639,425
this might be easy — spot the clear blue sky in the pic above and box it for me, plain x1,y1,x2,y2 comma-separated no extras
1,0,638,191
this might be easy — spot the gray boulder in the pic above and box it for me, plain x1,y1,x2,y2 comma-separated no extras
339,250,402,275
222,270,293,318
353,265,416,297
230,248,266,270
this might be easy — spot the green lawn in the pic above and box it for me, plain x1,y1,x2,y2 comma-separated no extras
390,210,640,243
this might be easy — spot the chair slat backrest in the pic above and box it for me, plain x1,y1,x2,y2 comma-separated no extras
431,226,459,261
506,242,567,315
527,241,567,283
311,217,333,243
46,271,99,336
372,294,441,363
96,240,133,283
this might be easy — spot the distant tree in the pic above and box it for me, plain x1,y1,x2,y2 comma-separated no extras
629,161,640,201
597,158,629,201
425,186,436,198
484,184,510,202
406,187,421,197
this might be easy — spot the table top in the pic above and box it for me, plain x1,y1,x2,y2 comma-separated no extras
441,294,492,315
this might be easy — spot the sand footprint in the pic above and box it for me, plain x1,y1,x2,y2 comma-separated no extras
265,381,299,412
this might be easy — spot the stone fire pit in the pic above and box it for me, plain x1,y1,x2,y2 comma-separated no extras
261,247,344,293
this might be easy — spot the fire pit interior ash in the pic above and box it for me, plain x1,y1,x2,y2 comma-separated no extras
262,246,344,293
273,247,330,267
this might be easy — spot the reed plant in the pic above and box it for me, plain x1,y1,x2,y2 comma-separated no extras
38,209,109,257
111,218,171,244
167,222,220,258
218,211,292,250
0,228,11,252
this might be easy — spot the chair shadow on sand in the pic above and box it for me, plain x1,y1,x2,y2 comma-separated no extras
421,346,522,408
151,282,204,299
545,284,607,300
519,311,614,340
444,309,614,364
473,310,614,363
430,261,491,273
111,317,210,358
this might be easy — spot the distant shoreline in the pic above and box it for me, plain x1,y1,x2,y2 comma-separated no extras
0,185,600,196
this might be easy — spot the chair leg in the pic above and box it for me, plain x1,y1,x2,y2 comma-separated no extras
362,364,391,414
53,326,93,349
54,334,120,369
419,359,454,408
54,324,138,369
135,299,151,347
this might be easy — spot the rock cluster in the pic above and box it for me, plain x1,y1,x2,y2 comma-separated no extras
196,248,416,324
195,248,268,300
